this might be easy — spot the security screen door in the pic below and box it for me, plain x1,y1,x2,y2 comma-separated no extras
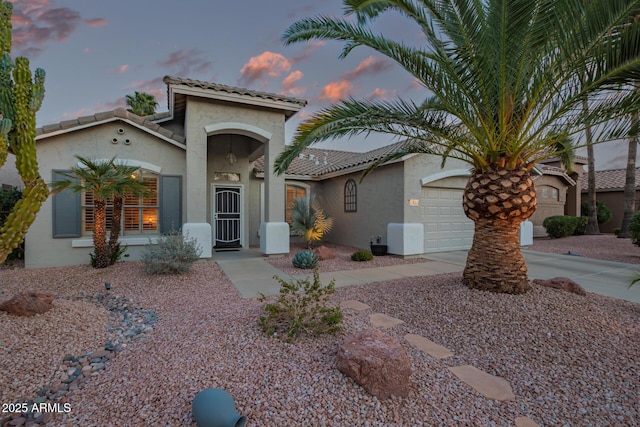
213,186,241,249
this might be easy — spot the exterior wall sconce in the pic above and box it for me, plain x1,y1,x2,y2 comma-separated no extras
409,199,420,206
226,142,237,165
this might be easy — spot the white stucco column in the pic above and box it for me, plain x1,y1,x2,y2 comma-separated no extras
185,124,207,223
260,126,289,255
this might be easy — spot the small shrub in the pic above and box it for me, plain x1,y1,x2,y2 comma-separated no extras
581,200,612,224
573,216,587,236
292,250,318,269
141,231,202,274
614,227,621,236
542,215,580,238
257,269,343,342
629,212,640,247
351,250,373,261
314,245,336,260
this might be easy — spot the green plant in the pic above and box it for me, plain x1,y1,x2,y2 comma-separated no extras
629,272,640,288
351,250,373,262
542,216,581,239
0,1,49,265
292,249,318,269
629,212,640,247
257,269,343,342
580,201,612,224
0,185,22,260
91,242,127,267
141,231,202,274
573,216,588,236
290,197,334,248
273,1,640,294
614,227,621,236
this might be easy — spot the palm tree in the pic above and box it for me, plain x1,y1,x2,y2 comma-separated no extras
619,109,639,238
50,156,149,268
275,0,640,293
125,91,158,116
290,196,334,248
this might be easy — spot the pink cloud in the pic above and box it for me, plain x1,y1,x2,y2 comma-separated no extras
345,56,391,80
239,51,292,89
157,49,212,77
82,47,91,54
85,18,107,28
291,40,326,63
8,0,81,57
367,88,397,100
109,64,129,75
320,80,354,102
281,70,306,97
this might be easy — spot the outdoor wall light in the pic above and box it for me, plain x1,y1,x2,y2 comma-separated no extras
409,199,420,207
226,141,237,165
105,281,111,291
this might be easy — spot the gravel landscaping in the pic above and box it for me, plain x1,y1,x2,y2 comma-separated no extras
0,240,638,426
530,234,640,264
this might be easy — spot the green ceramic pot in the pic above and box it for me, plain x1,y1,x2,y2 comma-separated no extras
192,388,247,427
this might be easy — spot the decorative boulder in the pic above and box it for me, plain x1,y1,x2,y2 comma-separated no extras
0,291,55,316
532,277,586,296
314,245,337,260
337,328,411,399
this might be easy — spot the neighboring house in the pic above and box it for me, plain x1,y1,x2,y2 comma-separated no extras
0,153,24,190
24,75,584,268
580,167,640,233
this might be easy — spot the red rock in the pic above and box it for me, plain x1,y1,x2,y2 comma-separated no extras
0,291,55,316
532,277,586,296
337,328,412,399
314,245,337,260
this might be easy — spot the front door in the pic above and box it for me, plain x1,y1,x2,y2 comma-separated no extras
213,185,242,249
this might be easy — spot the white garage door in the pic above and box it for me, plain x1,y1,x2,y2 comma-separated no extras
421,187,474,252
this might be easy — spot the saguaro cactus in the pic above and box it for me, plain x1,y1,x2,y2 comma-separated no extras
0,1,48,265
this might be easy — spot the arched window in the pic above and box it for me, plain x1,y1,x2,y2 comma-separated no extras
344,179,357,212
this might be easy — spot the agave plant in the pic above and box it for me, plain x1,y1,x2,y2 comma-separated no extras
290,197,334,248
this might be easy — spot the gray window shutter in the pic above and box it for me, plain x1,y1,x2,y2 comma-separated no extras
52,170,81,238
159,175,182,234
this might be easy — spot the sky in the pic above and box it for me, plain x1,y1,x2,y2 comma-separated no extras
6,0,636,170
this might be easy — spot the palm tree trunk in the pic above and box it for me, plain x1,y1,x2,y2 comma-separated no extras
619,112,638,238
584,98,600,235
93,198,110,268
462,163,537,294
109,195,123,251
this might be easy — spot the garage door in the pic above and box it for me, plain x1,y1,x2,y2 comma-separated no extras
421,187,474,252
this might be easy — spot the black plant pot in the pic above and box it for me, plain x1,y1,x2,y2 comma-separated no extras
370,244,388,256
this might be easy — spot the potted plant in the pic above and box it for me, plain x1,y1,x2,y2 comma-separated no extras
369,235,387,256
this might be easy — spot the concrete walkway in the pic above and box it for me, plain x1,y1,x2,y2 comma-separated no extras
215,248,640,303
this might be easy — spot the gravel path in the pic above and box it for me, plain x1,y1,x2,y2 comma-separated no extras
0,246,638,426
531,234,640,264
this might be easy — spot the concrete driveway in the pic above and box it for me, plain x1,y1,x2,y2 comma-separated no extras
425,249,640,304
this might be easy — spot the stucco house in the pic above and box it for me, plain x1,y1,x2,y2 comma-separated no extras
24,76,582,268
580,167,640,233
0,153,23,190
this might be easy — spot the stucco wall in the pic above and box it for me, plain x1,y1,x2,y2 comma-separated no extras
25,122,187,268
319,163,405,249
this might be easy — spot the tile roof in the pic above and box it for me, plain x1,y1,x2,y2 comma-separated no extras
163,76,307,108
253,141,409,177
580,167,640,192
36,108,186,144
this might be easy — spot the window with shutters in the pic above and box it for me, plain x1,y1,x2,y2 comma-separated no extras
82,169,159,236
285,184,308,224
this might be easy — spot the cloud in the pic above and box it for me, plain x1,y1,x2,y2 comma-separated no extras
157,49,212,77
290,40,326,63
109,64,129,75
239,51,292,89
367,88,397,100
281,70,306,97
344,56,391,80
320,80,354,102
9,0,82,57
85,18,106,28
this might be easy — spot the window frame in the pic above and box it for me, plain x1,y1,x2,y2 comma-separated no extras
344,179,357,212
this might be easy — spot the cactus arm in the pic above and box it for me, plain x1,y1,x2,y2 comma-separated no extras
0,0,48,265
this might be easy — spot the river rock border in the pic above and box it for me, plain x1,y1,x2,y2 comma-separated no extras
1,293,157,427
